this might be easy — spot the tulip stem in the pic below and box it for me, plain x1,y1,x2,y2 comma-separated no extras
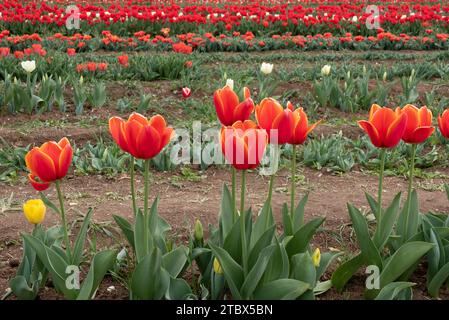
377,149,387,226
267,174,275,207
404,144,417,239
55,181,72,262
291,145,297,218
232,166,237,221
143,159,150,257
240,170,248,276
130,157,137,216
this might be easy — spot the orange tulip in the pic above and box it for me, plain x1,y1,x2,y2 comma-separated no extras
438,109,449,139
220,120,268,170
214,85,254,126
358,104,407,148
287,102,321,145
255,98,295,144
109,113,175,160
395,104,434,144
25,137,73,191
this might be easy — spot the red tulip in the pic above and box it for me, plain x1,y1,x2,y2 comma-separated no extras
220,120,268,170
255,98,294,144
25,138,73,191
214,85,254,126
109,113,175,159
438,109,449,139
117,55,129,67
287,102,321,145
396,104,434,144
358,104,408,148
182,87,191,98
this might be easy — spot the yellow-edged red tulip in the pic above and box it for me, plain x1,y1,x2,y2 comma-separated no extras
214,85,254,126
438,109,449,139
25,137,73,191
109,113,175,159
287,102,321,145
255,98,294,144
220,120,268,170
396,104,434,144
358,104,407,148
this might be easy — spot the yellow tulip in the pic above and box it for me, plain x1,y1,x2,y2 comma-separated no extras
213,257,223,275
23,199,46,225
312,248,321,267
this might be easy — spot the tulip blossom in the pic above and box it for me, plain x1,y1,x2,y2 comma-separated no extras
214,85,254,126
220,120,268,170
23,199,46,225
321,65,331,76
287,102,321,145
312,248,321,267
25,137,73,191
182,87,191,98
21,60,36,73
109,112,175,160
438,109,449,139
117,55,129,67
255,98,294,144
396,104,434,144
358,104,408,148
260,62,273,75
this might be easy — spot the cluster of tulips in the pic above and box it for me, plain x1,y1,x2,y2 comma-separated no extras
13,79,449,299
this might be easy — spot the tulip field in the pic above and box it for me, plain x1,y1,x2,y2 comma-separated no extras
3,0,449,303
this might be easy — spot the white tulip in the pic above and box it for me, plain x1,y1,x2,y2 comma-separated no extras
21,60,36,73
226,78,234,90
321,65,331,76
260,62,273,75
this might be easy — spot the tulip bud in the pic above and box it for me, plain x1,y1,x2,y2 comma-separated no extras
194,219,203,242
79,76,84,85
226,78,234,90
383,71,387,82
23,199,46,225
321,65,331,77
344,81,347,90
260,62,273,75
363,65,367,74
312,248,321,267
346,71,350,79
213,257,223,274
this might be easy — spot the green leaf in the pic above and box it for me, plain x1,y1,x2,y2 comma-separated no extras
72,208,93,266
113,215,135,249
428,261,449,298
373,193,401,249
281,203,292,236
248,226,275,269
397,190,419,243
131,248,169,300
285,217,325,258
375,282,415,300
348,204,382,267
9,276,38,300
251,199,274,248
209,243,244,300
263,238,290,283
77,249,116,300
314,280,333,296
380,241,434,287
365,192,379,219
219,184,234,239
253,279,309,300
291,252,316,289
293,193,309,232
316,251,343,280
165,278,192,300
240,245,276,299
331,253,364,292
223,216,243,264
134,210,147,263
39,192,60,216
162,246,188,278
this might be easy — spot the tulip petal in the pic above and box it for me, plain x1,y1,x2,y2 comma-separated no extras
28,174,50,191
128,112,148,125
136,124,161,159
58,137,70,149
409,126,435,144
109,117,129,152
160,127,175,151
214,90,230,126
358,120,382,148
371,108,396,141
124,120,144,158
58,144,73,179
26,148,57,182
149,114,167,133
256,98,283,130
384,113,408,148
271,110,294,144
40,141,62,173
234,99,254,124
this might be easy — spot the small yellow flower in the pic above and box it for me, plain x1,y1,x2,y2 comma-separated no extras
312,248,321,267
23,199,46,225
213,257,223,275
